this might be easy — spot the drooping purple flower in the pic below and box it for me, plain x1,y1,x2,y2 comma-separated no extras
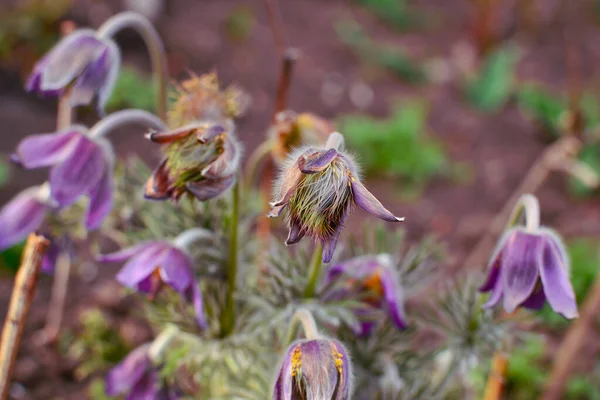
323,254,407,336
480,227,578,319
0,186,54,251
98,240,207,329
273,338,352,400
105,344,178,400
12,126,114,230
144,123,241,202
26,29,120,114
269,132,403,263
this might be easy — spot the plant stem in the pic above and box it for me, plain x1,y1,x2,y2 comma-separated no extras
505,194,540,232
543,273,600,399
97,11,169,120
148,324,179,364
303,243,323,298
483,351,508,400
285,309,319,345
0,234,49,399
89,109,166,138
263,0,287,53
221,182,239,337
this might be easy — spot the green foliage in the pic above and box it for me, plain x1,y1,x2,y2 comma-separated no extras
504,335,547,399
0,241,25,274
89,379,114,400
354,0,423,31
467,45,519,111
224,5,256,42
335,20,427,84
566,374,600,400
538,239,600,330
517,84,566,138
338,100,452,196
106,67,155,112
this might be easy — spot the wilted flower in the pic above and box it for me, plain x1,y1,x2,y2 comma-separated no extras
323,254,407,335
106,344,178,399
26,29,120,113
480,227,578,319
145,73,244,201
98,239,207,329
12,126,114,230
268,111,334,162
0,185,55,251
273,338,352,400
269,132,403,263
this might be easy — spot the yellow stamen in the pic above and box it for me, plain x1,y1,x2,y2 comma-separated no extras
291,345,302,377
331,343,344,374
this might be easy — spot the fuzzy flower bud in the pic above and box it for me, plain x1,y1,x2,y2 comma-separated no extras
269,132,403,263
273,338,352,400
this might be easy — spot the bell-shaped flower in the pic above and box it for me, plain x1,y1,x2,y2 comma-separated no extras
273,338,352,400
26,29,120,113
144,123,241,201
323,254,407,336
0,185,55,251
98,239,207,329
480,227,578,319
269,132,403,263
105,344,178,399
12,125,114,230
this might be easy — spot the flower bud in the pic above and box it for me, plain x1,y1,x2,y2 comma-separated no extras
269,132,403,263
269,111,334,162
273,338,352,400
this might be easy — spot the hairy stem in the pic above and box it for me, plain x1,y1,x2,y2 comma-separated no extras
285,309,319,345
0,234,49,399
173,228,213,251
148,324,179,364
97,11,169,120
221,182,240,337
89,109,166,138
506,194,540,232
303,243,323,298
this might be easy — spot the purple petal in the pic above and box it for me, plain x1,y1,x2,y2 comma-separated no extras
105,344,151,396
15,130,81,169
185,175,236,201
115,244,169,289
331,340,352,400
197,125,226,144
501,230,542,313
202,135,240,179
273,344,295,400
379,267,408,329
94,41,120,114
521,286,547,310
126,370,160,400
299,149,338,174
482,271,504,309
480,254,502,292
85,165,113,230
350,177,402,222
322,224,343,264
41,241,62,274
539,235,578,319
158,248,193,292
285,219,305,245
50,135,106,206
185,283,208,330
97,241,157,263
323,264,346,287
144,158,172,200
0,188,47,251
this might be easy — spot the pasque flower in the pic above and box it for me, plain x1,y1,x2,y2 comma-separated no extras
269,132,403,263
98,232,208,329
12,125,114,230
323,254,407,335
106,344,178,399
273,338,352,400
144,74,244,201
26,29,120,113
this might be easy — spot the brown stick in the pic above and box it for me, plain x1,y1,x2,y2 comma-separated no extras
483,352,508,400
273,48,300,121
263,0,287,54
542,273,600,399
0,234,49,399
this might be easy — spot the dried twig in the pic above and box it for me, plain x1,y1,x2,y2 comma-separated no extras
263,0,287,54
0,234,50,399
483,352,508,400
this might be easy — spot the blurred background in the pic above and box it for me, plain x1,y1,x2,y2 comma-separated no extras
2,0,600,398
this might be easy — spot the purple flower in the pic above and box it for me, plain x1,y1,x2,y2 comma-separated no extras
106,344,178,400
98,240,207,329
144,123,241,202
12,126,114,230
0,186,54,251
323,255,407,336
480,227,578,319
273,338,352,400
26,29,120,113
269,132,403,263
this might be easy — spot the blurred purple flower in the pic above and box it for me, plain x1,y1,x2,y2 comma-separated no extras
323,254,407,336
0,186,53,251
144,123,240,202
12,126,114,230
26,29,120,114
269,132,403,263
273,338,352,400
98,240,207,329
480,227,578,319
105,344,178,400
